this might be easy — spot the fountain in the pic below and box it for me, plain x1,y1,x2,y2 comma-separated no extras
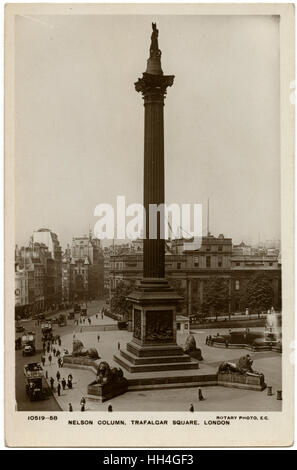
262,309,282,351
209,308,282,352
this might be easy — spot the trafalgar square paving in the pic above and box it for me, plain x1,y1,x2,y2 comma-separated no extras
41,312,282,412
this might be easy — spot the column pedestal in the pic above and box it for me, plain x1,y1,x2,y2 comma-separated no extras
114,279,199,373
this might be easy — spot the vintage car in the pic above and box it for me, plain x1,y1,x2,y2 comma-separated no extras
22,344,35,356
15,325,25,333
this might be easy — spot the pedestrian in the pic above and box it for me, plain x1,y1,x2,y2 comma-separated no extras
56,349,60,358
73,333,76,340
205,335,209,345
198,389,205,401
69,403,73,412
80,396,86,412
43,342,46,352
58,338,61,347
96,314,98,319
48,354,52,365
41,355,45,367
68,373,73,381
50,377,54,391
117,341,120,350
45,370,48,379
53,347,56,356
56,370,61,382
47,345,50,354
57,382,61,397
67,378,72,389
108,404,113,412
62,378,66,390
189,404,194,412
97,335,100,343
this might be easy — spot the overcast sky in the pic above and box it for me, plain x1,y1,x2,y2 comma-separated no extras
15,14,280,249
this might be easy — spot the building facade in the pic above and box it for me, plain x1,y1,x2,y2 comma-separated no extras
62,235,104,302
15,229,63,316
108,234,281,315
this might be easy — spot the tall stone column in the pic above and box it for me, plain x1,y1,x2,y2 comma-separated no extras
143,86,165,278
135,50,174,278
114,24,198,373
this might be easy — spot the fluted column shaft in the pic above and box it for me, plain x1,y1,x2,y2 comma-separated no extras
143,91,165,278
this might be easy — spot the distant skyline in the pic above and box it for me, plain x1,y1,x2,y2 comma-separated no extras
15,15,280,249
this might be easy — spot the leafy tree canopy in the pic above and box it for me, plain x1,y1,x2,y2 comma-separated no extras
203,277,230,315
111,281,134,319
243,274,274,313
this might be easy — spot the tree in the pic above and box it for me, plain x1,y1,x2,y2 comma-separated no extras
203,277,230,320
111,281,133,320
243,274,274,318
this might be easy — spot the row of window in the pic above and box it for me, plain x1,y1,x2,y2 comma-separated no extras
234,261,275,267
203,245,225,252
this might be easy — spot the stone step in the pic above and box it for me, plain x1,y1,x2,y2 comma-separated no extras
127,342,184,357
120,349,192,365
114,354,199,373
127,374,218,391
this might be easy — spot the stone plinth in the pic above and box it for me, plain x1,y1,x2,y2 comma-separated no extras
87,379,128,403
217,372,266,391
114,279,199,373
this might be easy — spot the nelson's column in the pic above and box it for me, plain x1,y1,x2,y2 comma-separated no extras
114,24,198,373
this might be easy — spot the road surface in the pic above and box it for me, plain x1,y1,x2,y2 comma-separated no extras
15,299,106,411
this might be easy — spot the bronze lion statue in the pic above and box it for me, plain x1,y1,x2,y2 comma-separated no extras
95,361,124,385
72,339,99,359
218,354,263,377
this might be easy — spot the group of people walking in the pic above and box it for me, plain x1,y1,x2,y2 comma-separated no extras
49,373,73,396
68,396,86,412
41,304,110,412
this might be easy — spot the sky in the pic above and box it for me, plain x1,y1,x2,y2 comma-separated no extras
15,14,280,249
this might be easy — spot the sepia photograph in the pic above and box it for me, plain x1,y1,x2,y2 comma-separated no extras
4,3,294,447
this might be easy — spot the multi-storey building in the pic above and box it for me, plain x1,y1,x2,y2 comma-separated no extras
108,234,281,315
33,229,62,305
15,265,29,317
15,229,63,315
62,235,104,301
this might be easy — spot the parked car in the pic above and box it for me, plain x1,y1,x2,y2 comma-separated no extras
22,344,35,356
16,325,25,333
